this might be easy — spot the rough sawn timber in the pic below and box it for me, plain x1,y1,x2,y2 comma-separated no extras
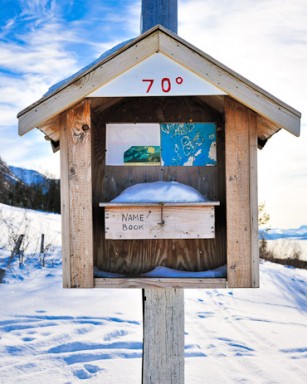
142,288,184,384
94,278,227,289
60,99,94,288
225,97,259,288
100,202,219,240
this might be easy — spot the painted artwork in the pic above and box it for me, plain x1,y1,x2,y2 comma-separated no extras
106,122,216,166
160,123,216,166
124,146,160,165
106,123,160,165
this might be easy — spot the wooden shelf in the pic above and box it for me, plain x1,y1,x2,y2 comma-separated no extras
94,277,227,289
99,201,220,207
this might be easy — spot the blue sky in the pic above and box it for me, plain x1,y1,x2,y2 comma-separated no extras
0,0,306,228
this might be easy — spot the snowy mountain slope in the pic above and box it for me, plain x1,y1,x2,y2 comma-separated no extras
0,204,306,384
9,165,48,186
0,158,20,185
0,159,49,187
260,225,307,240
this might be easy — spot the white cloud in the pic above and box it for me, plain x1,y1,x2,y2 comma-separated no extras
1,0,306,227
0,30,78,79
0,0,141,181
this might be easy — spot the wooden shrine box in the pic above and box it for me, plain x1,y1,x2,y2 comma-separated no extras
17,26,301,289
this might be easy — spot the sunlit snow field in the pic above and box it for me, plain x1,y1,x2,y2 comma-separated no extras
0,203,306,383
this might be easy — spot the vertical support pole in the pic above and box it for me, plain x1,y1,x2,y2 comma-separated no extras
142,288,184,384
60,99,94,288
141,0,178,34
225,97,259,288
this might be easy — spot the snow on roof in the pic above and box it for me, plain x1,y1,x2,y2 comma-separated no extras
44,38,135,97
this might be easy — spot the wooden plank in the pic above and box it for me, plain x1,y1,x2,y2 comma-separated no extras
225,97,258,288
38,115,60,142
142,288,184,384
94,277,227,289
159,30,301,136
251,117,259,288
256,115,280,142
59,112,71,288
103,205,216,239
60,100,94,288
197,95,224,114
18,32,159,135
99,202,220,207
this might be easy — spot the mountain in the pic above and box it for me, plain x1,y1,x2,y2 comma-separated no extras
259,225,307,240
0,157,60,213
9,165,47,187
0,157,21,185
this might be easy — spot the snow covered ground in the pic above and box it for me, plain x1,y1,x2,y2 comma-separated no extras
0,203,306,383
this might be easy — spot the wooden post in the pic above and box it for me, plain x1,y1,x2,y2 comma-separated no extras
60,99,94,288
225,97,259,288
10,234,24,259
40,233,45,254
142,288,184,384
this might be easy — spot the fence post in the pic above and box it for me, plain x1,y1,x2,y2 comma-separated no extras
0,234,25,283
11,234,24,259
40,233,45,254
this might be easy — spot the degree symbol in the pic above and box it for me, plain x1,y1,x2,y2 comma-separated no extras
176,76,183,85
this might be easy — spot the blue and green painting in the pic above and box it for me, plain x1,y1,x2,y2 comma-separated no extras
160,123,216,166
124,146,161,165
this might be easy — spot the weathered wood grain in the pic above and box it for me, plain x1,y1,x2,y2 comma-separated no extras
225,97,258,288
60,100,94,288
251,113,259,287
94,277,227,288
102,204,217,240
99,202,220,207
60,112,71,288
142,288,184,384
38,115,60,142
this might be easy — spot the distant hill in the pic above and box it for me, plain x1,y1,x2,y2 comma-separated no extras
0,157,60,213
0,158,21,185
260,226,307,240
9,165,47,187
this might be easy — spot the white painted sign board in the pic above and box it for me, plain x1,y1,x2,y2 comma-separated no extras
99,202,219,240
89,53,226,97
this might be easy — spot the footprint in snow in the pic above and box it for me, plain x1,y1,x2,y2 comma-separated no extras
280,347,307,360
73,364,103,380
103,329,128,341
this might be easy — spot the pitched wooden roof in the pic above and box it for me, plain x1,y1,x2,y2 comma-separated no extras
17,25,301,144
